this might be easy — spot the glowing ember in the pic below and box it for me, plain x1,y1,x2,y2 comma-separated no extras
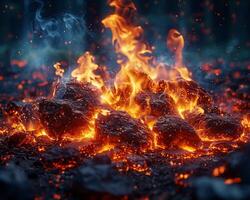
0,0,249,176
224,177,241,185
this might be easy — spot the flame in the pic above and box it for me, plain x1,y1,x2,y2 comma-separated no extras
167,29,191,81
242,114,250,130
79,112,98,140
53,63,64,78
2,0,248,172
71,52,104,90
101,0,159,118
101,1,201,122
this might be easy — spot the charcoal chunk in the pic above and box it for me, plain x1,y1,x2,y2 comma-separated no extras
187,114,243,141
135,92,176,117
38,99,89,139
2,102,21,126
153,115,201,150
96,111,152,148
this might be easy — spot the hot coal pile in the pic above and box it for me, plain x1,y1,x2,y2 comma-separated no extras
0,0,250,199
0,67,249,200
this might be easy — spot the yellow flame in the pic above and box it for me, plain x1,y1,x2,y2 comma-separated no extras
71,52,104,90
53,62,64,78
167,29,191,81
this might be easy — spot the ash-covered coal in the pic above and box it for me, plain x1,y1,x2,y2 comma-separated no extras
153,115,201,149
96,111,152,149
193,177,250,200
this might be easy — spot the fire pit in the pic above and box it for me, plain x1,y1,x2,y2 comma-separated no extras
0,0,249,199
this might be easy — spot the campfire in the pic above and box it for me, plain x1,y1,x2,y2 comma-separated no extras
0,0,249,199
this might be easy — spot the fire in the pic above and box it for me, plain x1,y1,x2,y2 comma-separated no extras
1,0,249,175
101,0,158,118
242,114,250,130
53,63,64,78
71,52,104,90
167,29,191,81
97,143,115,153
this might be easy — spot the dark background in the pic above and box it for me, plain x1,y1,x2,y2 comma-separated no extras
1,0,250,61
0,0,249,100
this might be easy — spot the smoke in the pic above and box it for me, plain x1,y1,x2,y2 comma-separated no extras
34,0,86,41
11,0,89,70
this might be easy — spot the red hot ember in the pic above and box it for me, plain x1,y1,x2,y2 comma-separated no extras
0,0,249,174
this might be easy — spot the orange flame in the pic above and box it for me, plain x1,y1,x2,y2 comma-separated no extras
3,0,247,160
53,63,64,78
167,29,191,81
71,52,104,90
101,0,158,119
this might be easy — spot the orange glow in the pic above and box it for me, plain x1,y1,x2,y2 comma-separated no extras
97,144,115,153
179,144,197,152
11,59,27,68
38,146,46,152
212,165,226,176
1,0,248,175
224,178,241,185
242,114,250,130
175,172,191,187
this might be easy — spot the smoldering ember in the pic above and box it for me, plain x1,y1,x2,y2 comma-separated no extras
0,0,249,199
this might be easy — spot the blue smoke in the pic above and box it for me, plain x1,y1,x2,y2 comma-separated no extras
10,0,89,69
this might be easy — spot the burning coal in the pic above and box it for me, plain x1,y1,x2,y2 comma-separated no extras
1,0,249,156
0,0,249,198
